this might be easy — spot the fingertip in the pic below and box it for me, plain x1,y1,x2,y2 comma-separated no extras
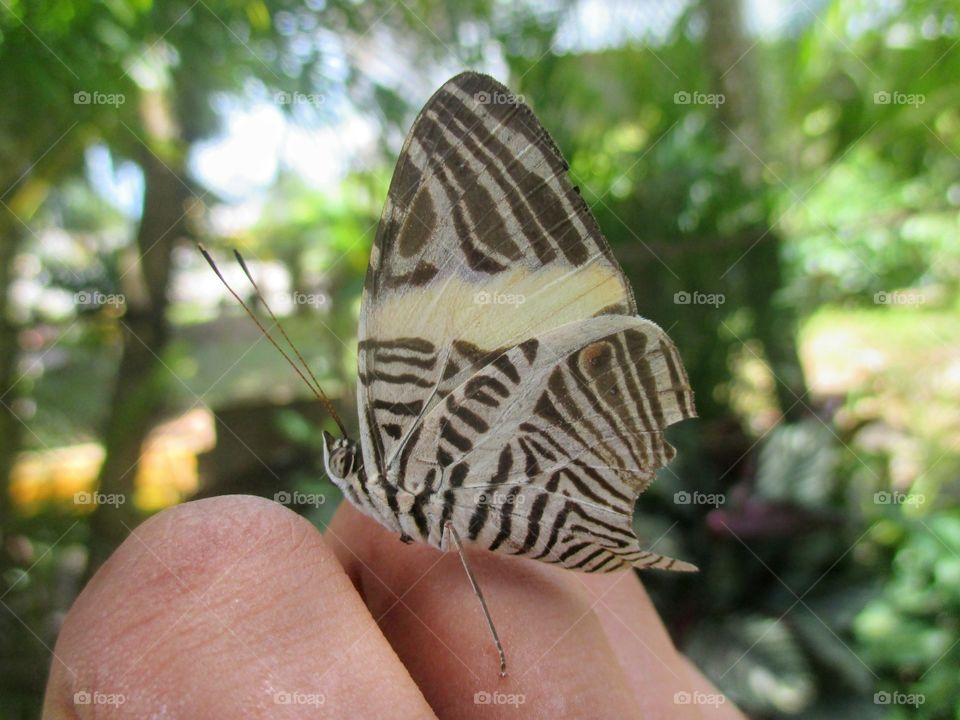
44,494,435,719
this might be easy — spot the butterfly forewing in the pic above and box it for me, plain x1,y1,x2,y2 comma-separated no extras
355,72,696,572
359,73,637,464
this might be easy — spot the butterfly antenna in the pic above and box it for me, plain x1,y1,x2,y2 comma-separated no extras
198,244,349,437
232,250,327,395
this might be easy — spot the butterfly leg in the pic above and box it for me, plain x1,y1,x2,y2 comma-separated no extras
444,521,508,677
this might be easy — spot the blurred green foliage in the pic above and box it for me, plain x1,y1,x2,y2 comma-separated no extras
2,0,959,718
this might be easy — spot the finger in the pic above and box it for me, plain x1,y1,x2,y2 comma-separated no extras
588,572,745,719
326,502,643,719
573,571,703,719
43,495,436,719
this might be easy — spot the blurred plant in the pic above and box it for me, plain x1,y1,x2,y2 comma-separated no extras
639,419,878,717
854,512,960,718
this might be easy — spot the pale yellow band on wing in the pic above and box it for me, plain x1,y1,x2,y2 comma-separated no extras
369,262,629,348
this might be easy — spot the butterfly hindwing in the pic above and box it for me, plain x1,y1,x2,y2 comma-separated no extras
392,315,696,572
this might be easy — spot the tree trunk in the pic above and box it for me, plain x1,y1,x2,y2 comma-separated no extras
704,0,810,419
88,91,193,568
0,222,24,539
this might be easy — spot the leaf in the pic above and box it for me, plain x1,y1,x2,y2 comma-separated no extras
755,420,839,509
789,604,875,692
684,614,816,714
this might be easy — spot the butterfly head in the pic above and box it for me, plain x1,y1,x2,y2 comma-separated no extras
321,430,361,487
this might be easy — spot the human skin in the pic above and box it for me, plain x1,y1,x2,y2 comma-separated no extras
42,495,745,719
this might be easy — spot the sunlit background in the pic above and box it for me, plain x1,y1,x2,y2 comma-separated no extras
2,0,959,717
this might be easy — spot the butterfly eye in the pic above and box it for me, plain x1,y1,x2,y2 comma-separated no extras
342,449,355,477
330,447,354,479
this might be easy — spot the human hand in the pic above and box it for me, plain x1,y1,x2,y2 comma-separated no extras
43,495,743,718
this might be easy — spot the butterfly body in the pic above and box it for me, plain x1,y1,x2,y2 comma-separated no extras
322,72,697,574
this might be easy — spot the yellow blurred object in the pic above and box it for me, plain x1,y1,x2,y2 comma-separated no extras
133,442,200,511
9,444,104,513
8,408,215,516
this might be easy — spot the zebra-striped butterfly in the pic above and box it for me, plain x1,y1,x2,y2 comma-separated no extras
205,72,697,675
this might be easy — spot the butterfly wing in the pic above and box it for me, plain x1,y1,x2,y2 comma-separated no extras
358,72,636,486
396,315,697,572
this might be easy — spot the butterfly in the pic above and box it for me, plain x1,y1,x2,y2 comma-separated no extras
203,71,696,676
